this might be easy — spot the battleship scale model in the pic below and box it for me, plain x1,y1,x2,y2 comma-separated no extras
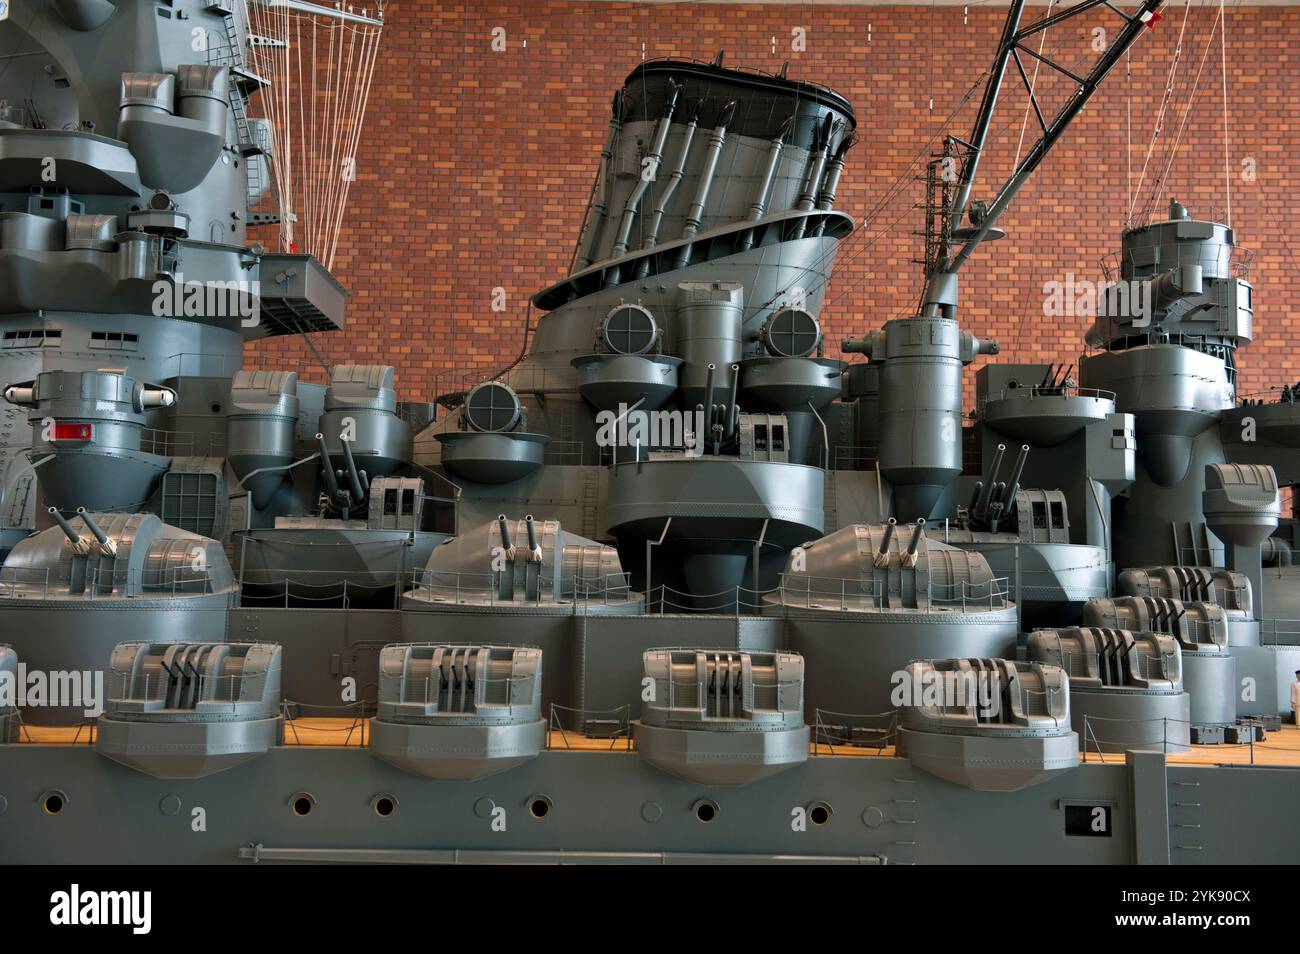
1,0,1299,866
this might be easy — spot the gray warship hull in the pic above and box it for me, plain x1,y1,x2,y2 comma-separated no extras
5,744,1299,865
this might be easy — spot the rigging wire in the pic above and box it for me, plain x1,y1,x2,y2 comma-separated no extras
243,0,384,270
1220,0,1231,227
1128,0,1194,226
1125,49,1131,225
1146,5,1221,215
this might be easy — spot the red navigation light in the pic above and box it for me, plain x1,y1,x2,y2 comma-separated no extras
51,422,94,441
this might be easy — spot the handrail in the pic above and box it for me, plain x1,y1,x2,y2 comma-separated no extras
773,572,1010,611
0,563,221,600
1080,712,1192,764
546,703,633,751
811,708,898,755
977,384,1116,412
409,569,637,608
1257,618,1300,647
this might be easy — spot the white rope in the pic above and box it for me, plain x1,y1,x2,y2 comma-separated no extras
1125,50,1131,227
1220,0,1231,227
325,12,368,269
320,12,351,267
306,15,320,257
298,15,310,250
326,17,381,270
242,2,383,263
1147,7,1221,217
1128,0,1194,226
279,0,295,249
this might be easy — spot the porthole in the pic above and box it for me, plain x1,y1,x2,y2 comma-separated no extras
41,790,67,815
808,801,833,826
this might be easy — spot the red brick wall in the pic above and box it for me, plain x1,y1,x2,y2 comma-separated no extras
248,1,1300,405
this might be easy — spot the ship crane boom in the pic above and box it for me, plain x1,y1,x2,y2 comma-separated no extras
922,0,1166,316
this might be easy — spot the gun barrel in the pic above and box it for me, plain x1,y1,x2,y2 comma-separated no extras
703,363,717,428
906,518,927,558
339,437,366,503
47,507,81,545
1002,444,1030,507
723,363,740,440
316,434,341,501
975,444,1006,515
75,507,109,546
879,517,897,555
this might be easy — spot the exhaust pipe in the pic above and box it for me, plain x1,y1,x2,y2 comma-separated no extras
575,90,627,271
640,98,704,259
672,100,736,269
609,80,681,261
790,115,840,240
809,133,855,237
737,115,794,253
